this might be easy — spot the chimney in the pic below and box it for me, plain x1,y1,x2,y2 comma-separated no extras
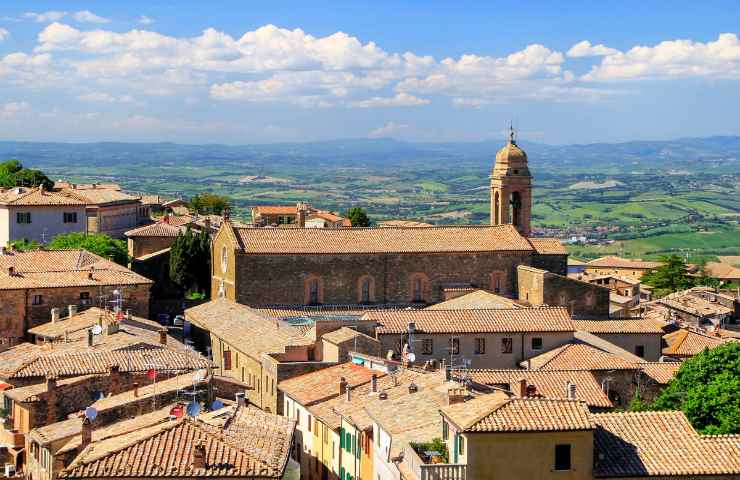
87,328,94,347
518,378,527,398
88,271,94,280
346,385,352,402
297,202,307,228
163,214,170,224
7,266,14,276
192,442,206,469
447,388,466,406
50,308,60,324
69,304,78,317
46,377,58,424
109,365,120,394
235,391,247,408
408,382,418,394
339,377,348,395
370,374,377,393
80,418,93,452
133,382,139,398
567,382,577,400
159,329,168,345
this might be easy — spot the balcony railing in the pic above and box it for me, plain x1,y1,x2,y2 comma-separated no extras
403,445,467,480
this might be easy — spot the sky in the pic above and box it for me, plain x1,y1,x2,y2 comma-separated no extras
1,1,740,145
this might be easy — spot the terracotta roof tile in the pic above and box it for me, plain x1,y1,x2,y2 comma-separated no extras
523,343,639,371
662,328,733,357
572,319,664,334
74,188,140,205
321,327,377,346
460,369,612,408
377,220,431,228
27,307,163,340
368,307,573,335
252,205,298,215
593,411,740,477
125,221,185,237
425,290,522,310
0,187,90,206
527,237,567,255
441,396,593,432
639,362,682,384
587,256,662,269
233,224,533,254
280,363,384,405
61,406,295,478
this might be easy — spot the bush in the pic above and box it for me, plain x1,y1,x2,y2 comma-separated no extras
47,232,129,265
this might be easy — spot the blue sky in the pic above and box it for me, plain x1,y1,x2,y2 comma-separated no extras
1,1,739,144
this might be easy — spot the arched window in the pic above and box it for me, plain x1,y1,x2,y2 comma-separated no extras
357,275,375,304
304,275,323,305
221,246,228,274
510,191,522,227
493,191,500,225
409,273,429,303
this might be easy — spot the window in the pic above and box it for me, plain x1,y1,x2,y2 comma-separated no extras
358,275,374,303
223,350,232,370
79,292,90,300
305,276,322,305
635,345,645,358
32,295,43,305
308,414,312,432
501,337,513,354
422,339,433,355
413,278,423,302
361,278,371,303
474,338,486,355
531,337,543,350
554,444,572,471
458,435,465,455
442,421,448,440
63,212,77,223
221,246,228,273
449,337,460,355
16,212,31,224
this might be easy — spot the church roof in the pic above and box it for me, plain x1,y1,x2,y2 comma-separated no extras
231,224,534,254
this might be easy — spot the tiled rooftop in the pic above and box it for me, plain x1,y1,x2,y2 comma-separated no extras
60,405,295,478
572,319,664,334
280,363,384,406
0,249,152,290
593,411,740,477
587,256,663,269
368,307,573,335
28,307,164,341
0,187,89,206
425,289,522,310
522,342,639,371
321,327,376,346
527,237,567,255
441,396,593,433
73,188,140,205
460,369,613,408
662,328,732,357
376,220,432,228
639,362,682,384
186,299,314,360
232,224,534,254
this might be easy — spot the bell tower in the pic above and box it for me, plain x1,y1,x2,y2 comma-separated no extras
490,126,532,236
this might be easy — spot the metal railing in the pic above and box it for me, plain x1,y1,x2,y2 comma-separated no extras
403,445,467,480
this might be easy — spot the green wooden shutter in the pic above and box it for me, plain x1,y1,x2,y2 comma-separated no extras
453,434,459,463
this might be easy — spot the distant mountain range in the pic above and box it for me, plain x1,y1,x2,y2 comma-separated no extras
0,135,738,175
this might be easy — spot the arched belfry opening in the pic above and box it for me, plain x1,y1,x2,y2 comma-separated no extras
490,126,532,236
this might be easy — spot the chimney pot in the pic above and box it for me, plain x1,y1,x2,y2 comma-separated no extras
235,392,247,408
87,328,94,347
69,305,78,317
371,374,377,393
346,385,352,402
518,378,527,398
193,442,206,469
7,266,14,276
159,329,168,345
408,382,418,394
339,377,348,395
51,308,60,324
133,382,139,398
88,271,94,280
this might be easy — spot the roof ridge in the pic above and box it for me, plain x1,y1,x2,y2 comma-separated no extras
460,397,512,431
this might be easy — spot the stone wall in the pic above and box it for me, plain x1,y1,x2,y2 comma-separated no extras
129,235,175,258
232,251,533,306
517,265,610,318
531,254,568,277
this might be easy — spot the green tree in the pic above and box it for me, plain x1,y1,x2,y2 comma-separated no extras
628,391,649,412
189,193,229,215
344,207,370,227
652,343,740,434
641,254,695,298
169,227,211,295
10,239,41,251
47,232,129,265
0,159,54,190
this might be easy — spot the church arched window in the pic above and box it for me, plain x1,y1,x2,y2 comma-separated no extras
494,192,500,225
304,275,323,305
409,273,429,303
510,191,522,227
357,275,375,304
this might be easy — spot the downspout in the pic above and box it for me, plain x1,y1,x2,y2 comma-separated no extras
521,332,525,366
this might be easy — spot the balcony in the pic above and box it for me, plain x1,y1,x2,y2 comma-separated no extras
0,425,24,449
404,445,467,480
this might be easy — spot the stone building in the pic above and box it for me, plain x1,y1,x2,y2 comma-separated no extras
584,256,663,279
0,249,153,342
517,265,610,318
251,202,350,227
69,185,151,239
213,135,580,308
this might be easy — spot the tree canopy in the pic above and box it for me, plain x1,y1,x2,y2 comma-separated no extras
0,159,54,190
641,254,696,298
344,206,370,227
652,342,740,434
169,227,211,295
47,232,129,265
189,193,229,215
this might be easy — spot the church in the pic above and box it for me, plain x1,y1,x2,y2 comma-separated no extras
211,132,599,310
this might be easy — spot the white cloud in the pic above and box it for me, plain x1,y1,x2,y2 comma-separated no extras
0,52,54,83
583,33,740,81
73,11,111,24
0,28,9,41
1,101,30,117
352,92,430,108
77,92,135,103
567,40,620,58
24,11,67,23
368,121,408,138
138,16,154,25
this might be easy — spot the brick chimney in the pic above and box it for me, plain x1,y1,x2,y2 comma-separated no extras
370,374,377,393
159,329,168,345
80,418,94,452
133,382,139,398
447,388,466,405
7,266,14,276
69,304,78,317
109,365,120,394
87,328,94,347
339,377,348,395
50,308,60,324
518,378,527,398
296,202,308,228
192,442,206,469
46,377,58,424
346,385,352,402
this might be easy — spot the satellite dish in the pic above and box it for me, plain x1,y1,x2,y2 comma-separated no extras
84,406,98,421
211,400,224,411
407,352,416,363
186,401,201,417
91,325,103,336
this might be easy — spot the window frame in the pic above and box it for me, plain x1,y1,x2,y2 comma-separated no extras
554,444,572,471
63,212,78,224
31,294,43,306
501,337,513,354
421,338,433,355
635,345,645,358
474,337,486,355
16,212,32,224
531,337,543,350
449,337,460,355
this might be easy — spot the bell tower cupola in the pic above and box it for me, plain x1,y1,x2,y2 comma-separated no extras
490,126,532,236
